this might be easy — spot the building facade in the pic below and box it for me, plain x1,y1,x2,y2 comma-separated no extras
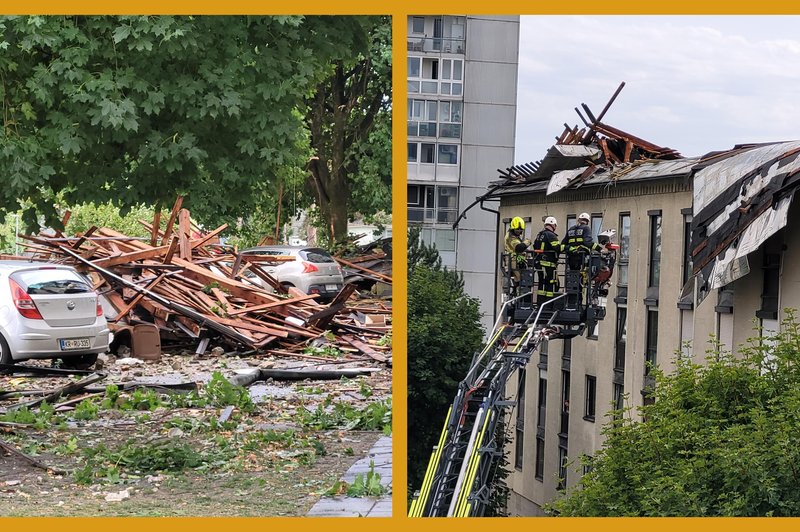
407,15,519,329
497,140,800,515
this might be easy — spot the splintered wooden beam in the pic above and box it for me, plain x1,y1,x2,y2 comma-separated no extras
161,195,183,246
151,209,161,247
178,208,191,260
164,235,179,264
72,226,98,249
190,223,228,250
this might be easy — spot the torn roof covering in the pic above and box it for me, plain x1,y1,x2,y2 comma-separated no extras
492,121,691,197
691,140,800,300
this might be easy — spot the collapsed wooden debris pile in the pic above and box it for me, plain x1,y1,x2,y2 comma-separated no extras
15,198,392,364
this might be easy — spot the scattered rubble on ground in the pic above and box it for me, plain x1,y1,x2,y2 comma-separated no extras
0,196,392,516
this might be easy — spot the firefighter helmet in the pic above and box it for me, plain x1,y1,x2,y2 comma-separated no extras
578,212,590,223
544,216,557,228
510,217,525,230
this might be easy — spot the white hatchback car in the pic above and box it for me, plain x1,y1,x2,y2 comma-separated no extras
0,261,110,369
240,246,344,302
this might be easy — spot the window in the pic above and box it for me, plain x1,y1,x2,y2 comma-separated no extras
419,227,456,254
613,383,624,412
408,142,458,165
566,214,576,229
407,185,458,226
614,306,627,370
436,187,457,223
434,229,455,252
618,213,631,288
584,375,596,421
438,144,458,165
407,57,421,78
649,213,662,288
682,212,693,285
759,253,780,319
411,16,424,34
409,99,462,139
535,436,545,481
558,447,568,490
537,368,547,430
645,309,658,375
560,370,570,436
407,142,418,163
515,369,526,470
420,143,435,164
407,55,463,96
590,214,603,240
407,99,438,138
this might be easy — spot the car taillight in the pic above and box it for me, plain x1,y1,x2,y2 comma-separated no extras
10,279,43,320
96,298,104,317
302,261,319,273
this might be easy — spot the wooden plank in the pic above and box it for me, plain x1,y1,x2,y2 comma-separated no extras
92,245,170,268
163,235,178,264
190,223,228,250
72,226,98,250
160,195,183,246
212,316,290,338
178,208,191,260
226,293,320,316
334,257,392,282
113,273,167,322
343,335,388,363
151,209,161,247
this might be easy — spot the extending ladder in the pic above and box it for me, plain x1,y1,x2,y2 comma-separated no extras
409,293,565,517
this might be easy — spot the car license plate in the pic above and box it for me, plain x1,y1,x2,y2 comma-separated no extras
60,338,91,350
325,284,338,291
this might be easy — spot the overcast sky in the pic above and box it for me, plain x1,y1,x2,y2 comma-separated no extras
515,16,800,164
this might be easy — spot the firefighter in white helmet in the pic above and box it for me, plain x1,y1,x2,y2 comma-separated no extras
533,216,563,304
561,212,603,271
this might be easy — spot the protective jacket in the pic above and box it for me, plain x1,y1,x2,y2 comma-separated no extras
561,223,601,254
533,228,562,268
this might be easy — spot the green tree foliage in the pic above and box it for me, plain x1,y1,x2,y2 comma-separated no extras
0,15,380,233
305,15,391,245
551,314,800,517
64,201,158,238
407,225,484,494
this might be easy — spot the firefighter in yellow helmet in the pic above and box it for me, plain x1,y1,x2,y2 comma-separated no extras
504,216,531,285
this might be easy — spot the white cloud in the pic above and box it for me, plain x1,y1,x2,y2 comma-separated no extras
515,15,800,162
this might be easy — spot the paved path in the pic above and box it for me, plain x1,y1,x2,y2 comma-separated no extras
307,435,392,517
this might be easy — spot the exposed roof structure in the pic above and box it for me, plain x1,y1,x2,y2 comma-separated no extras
459,83,800,307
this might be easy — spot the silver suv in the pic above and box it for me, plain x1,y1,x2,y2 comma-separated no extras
240,246,344,302
0,261,110,369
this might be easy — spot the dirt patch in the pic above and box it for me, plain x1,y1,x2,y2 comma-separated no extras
0,351,390,516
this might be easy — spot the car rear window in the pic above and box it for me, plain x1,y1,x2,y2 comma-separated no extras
11,269,93,294
300,248,335,263
244,249,290,256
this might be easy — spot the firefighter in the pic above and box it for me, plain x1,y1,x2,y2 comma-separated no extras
561,212,602,271
504,216,531,286
533,216,562,304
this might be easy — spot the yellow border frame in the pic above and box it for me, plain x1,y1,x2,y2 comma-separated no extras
2,4,800,531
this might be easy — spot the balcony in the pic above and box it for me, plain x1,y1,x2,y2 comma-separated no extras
407,36,465,54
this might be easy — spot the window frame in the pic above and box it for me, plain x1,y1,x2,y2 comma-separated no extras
584,375,596,422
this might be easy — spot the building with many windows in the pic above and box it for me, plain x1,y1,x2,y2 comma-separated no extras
492,129,800,515
407,15,519,329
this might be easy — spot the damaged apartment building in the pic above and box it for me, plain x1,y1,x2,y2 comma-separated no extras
482,89,800,515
